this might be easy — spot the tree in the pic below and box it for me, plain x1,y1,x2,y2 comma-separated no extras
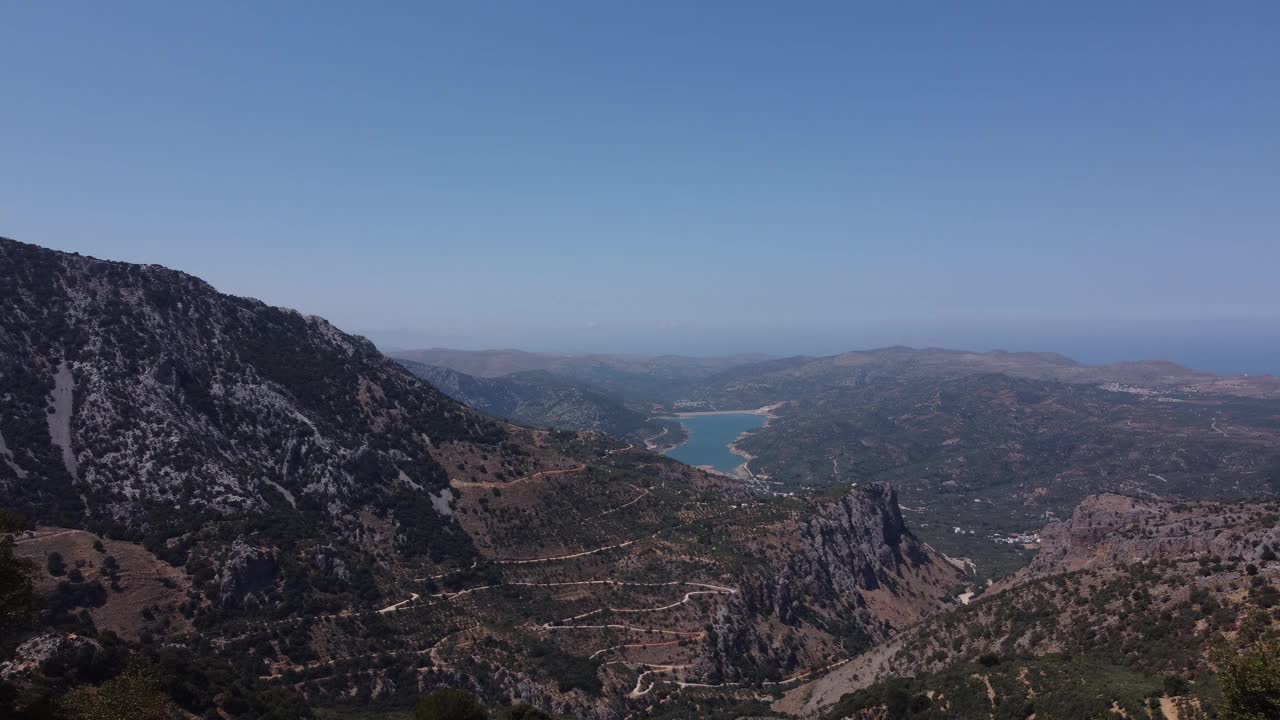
1219,641,1280,720
61,665,172,720
1163,674,1190,696
0,509,29,534
502,705,553,720
415,688,488,720
47,552,66,577
0,536,37,637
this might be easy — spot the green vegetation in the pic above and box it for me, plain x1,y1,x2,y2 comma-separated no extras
732,371,1280,572
1218,641,1280,720
404,690,564,720
414,689,487,720
60,664,172,720
827,655,1168,720
0,525,37,643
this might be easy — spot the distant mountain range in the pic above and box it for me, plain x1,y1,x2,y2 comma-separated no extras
390,347,775,404
669,345,1277,410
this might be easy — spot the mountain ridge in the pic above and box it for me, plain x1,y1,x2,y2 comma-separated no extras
0,237,962,719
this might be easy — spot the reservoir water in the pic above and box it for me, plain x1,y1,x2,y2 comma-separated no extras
664,413,766,474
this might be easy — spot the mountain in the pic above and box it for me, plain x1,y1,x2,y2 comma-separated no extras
662,349,1280,581
670,346,1225,410
779,493,1280,719
741,372,1280,559
0,238,538,561
7,237,1274,719
389,347,774,404
396,360,674,444
0,238,961,719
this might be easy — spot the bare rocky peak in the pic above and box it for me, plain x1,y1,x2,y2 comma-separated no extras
0,236,510,545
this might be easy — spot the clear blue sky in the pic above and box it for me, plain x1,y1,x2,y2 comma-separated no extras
3,3,1278,371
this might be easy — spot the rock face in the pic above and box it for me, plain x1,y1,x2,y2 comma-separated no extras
219,539,278,609
705,483,960,682
1008,492,1280,583
794,483,931,596
0,633,102,686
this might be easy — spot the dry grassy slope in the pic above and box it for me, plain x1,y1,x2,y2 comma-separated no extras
777,494,1280,717
10,527,190,640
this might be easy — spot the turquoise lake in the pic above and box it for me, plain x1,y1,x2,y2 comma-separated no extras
664,413,766,474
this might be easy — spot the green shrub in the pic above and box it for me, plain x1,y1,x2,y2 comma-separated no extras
1219,642,1280,720
415,688,488,720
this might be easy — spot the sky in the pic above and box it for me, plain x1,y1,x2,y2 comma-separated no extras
2,3,1278,373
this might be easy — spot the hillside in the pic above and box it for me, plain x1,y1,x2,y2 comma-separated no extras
658,349,1280,581
739,373,1280,567
780,493,1280,719
396,360,675,444
674,346,1278,410
0,238,961,719
0,238,545,558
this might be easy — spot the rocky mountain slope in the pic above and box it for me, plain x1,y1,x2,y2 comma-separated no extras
0,237,531,551
0,238,961,719
779,493,1280,719
396,360,673,443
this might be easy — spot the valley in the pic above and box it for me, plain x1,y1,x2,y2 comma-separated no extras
1,238,1278,720
661,412,767,476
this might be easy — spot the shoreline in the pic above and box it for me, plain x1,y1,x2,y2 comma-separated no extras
728,437,756,479
661,402,785,420
660,402,784,480
733,403,783,478
662,423,695,455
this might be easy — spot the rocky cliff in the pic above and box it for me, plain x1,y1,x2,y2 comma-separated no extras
705,484,961,683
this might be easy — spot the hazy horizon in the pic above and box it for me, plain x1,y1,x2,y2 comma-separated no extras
371,325,1280,378
4,3,1278,375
